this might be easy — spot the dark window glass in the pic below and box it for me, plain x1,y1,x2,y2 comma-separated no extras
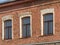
43,13,53,35
4,20,12,39
22,17,30,38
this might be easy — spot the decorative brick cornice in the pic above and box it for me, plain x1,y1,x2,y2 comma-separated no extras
0,0,34,8
0,0,60,13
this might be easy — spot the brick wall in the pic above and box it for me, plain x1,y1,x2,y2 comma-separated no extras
0,0,60,45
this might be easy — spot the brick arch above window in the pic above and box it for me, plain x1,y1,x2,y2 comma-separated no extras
2,15,12,21
41,8,54,15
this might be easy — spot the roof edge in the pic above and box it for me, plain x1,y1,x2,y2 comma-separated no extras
0,0,34,8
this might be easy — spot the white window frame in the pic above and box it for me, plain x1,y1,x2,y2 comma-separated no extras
41,8,55,36
2,15,13,40
19,12,32,38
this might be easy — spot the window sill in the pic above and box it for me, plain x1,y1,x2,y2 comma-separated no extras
19,36,31,39
4,38,12,40
39,34,54,37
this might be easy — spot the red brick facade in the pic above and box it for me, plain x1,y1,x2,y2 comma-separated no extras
0,0,60,45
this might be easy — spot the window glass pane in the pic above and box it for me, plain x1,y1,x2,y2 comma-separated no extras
44,13,53,21
22,17,30,24
5,28,8,39
9,28,12,39
22,25,27,37
44,22,48,35
49,22,53,34
4,20,12,27
27,25,30,37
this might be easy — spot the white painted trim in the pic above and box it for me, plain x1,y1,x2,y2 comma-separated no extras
2,15,13,40
40,8,55,36
19,12,32,38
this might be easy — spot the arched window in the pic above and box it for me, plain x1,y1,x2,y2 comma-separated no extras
4,20,12,39
20,12,32,38
22,17,30,38
41,8,55,36
2,15,13,40
43,13,53,35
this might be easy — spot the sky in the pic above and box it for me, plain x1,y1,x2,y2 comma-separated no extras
0,0,15,3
